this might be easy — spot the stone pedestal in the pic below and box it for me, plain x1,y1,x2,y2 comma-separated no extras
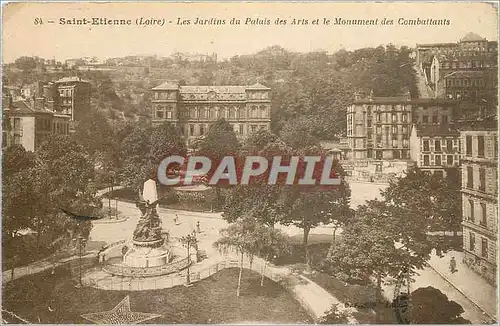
123,242,171,268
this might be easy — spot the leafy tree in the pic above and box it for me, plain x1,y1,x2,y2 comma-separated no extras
14,56,37,71
2,145,37,274
318,304,350,324
325,199,432,323
213,217,261,297
180,233,198,285
393,287,471,324
382,167,462,253
73,108,114,164
253,226,291,286
197,119,240,209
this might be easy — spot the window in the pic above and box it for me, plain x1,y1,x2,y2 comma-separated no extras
435,155,442,166
392,139,398,148
447,155,453,165
402,113,408,122
376,126,381,134
447,140,453,152
189,124,195,136
478,136,485,157
402,126,408,134
392,113,397,122
166,111,172,119
367,131,372,139
422,115,428,123
423,155,430,166
367,120,372,128
403,139,409,148
480,203,487,226
239,124,244,135
469,232,475,251
479,168,486,191
466,136,472,156
393,150,401,159
495,138,498,159
392,126,397,134
467,166,473,188
251,125,257,133
199,125,205,135
469,199,475,221
481,238,488,258
377,113,382,122
432,115,438,124
156,111,164,119
435,140,441,152
423,140,430,152
367,106,372,115
180,125,185,135
367,149,373,158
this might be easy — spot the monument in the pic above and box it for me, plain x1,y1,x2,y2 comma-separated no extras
123,179,171,268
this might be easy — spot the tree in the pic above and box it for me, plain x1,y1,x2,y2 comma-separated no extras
180,233,198,285
324,199,432,323
393,287,471,324
197,119,240,209
280,159,351,264
318,304,350,324
381,167,462,253
254,226,291,286
14,56,37,71
2,145,37,276
213,217,261,297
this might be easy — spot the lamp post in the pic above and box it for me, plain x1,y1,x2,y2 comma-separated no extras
74,235,86,288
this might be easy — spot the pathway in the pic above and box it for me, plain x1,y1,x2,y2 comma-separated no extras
2,251,98,284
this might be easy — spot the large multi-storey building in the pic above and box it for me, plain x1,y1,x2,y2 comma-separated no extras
409,125,461,177
52,77,91,121
151,82,271,146
346,91,458,160
460,126,497,285
2,94,70,151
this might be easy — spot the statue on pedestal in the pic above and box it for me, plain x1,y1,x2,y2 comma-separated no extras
133,179,163,246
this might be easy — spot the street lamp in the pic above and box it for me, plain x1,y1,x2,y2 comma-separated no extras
73,235,86,288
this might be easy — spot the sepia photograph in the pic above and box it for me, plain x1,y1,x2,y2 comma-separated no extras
1,2,498,324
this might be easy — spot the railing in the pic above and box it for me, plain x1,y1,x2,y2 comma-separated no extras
103,257,191,277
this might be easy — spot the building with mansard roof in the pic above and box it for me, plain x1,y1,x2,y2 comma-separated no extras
151,82,271,147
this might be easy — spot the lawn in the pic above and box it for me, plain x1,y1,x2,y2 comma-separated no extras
2,267,313,324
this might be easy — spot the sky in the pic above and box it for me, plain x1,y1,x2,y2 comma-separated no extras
2,2,498,63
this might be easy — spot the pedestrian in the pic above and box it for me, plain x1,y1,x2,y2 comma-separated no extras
196,221,201,233
450,256,457,274
174,214,179,224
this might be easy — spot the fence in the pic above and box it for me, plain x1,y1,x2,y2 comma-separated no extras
103,257,191,277
83,254,285,292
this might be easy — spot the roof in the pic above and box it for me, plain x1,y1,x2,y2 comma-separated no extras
246,83,271,90
152,83,270,93
152,81,179,90
6,100,53,115
417,43,457,48
55,76,90,84
415,125,460,137
443,71,485,79
353,97,458,105
460,32,486,42
320,141,349,150
180,85,247,94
